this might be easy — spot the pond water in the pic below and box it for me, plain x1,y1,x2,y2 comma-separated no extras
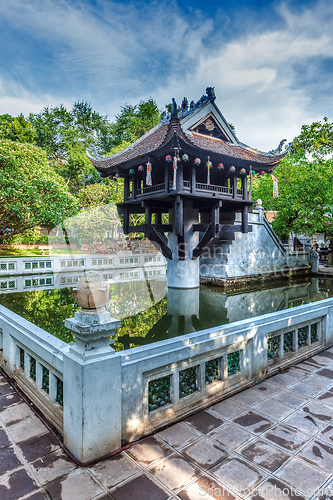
1,273,333,351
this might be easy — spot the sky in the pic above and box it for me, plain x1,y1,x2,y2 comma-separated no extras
1,0,333,151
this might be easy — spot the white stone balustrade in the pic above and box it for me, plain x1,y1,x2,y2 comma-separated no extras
0,297,332,462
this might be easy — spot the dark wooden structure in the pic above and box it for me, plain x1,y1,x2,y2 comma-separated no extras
88,88,289,287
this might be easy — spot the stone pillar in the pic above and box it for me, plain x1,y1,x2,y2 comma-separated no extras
62,272,122,463
254,199,264,222
167,200,199,289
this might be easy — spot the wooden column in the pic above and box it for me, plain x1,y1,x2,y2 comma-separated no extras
191,165,196,194
232,175,237,199
242,175,248,200
165,164,169,194
242,205,248,233
175,196,183,236
124,176,129,202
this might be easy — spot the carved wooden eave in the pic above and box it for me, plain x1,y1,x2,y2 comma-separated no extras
87,89,290,176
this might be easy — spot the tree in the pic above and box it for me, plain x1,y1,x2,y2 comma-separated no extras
252,151,333,239
109,98,160,147
292,117,333,158
0,114,37,144
0,139,78,239
28,101,112,192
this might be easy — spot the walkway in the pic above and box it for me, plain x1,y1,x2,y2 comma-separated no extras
2,349,333,500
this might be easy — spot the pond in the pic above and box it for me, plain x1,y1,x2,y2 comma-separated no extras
1,272,333,351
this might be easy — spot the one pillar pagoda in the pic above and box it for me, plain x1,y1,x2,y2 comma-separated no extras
88,88,289,289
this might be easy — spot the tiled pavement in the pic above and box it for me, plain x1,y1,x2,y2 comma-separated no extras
2,350,333,499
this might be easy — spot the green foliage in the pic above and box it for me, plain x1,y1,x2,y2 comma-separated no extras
7,227,48,245
292,117,333,158
109,98,160,147
252,152,333,239
78,180,124,208
0,114,37,144
0,288,77,343
0,139,78,238
28,101,111,192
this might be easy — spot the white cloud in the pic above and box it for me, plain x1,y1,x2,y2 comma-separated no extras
1,0,333,150
0,76,73,116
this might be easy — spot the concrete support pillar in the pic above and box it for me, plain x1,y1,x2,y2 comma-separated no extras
63,310,121,463
167,200,199,289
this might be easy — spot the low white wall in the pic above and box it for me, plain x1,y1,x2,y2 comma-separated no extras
1,297,332,461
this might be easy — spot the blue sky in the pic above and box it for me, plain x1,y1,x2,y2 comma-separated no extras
1,0,333,150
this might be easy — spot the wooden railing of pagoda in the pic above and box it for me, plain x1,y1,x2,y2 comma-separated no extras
131,181,244,199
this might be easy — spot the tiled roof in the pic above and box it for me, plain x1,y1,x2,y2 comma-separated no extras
88,111,289,173
184,132,289,166
87,122,169,172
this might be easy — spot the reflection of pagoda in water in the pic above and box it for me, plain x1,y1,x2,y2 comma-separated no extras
88,88,289,289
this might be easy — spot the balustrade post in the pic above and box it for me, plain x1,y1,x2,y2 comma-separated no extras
63,272,122,462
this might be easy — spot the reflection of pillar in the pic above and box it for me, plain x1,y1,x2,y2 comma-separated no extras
167,287,199,316
167,288,200,335
167,200,199,289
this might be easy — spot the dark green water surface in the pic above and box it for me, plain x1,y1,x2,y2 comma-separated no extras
1,276,332,351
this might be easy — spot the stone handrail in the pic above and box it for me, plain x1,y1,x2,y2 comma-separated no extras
1,297,333,462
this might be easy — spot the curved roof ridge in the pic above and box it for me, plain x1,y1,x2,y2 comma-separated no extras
87,120,166,162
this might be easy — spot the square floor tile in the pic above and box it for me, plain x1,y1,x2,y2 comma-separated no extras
0,381,15,397
319,424,333,445
0,445,22,474
0,427,10,449
317,351,333,361
45,469,103,500
311,355,333,366
317,368,333,380
251,381,281,398
253,399,294,420
157,422,202,450
208,399,246,419
241,439,290,472
233,411,273,434
306,374,333,388
284,410,327,436
180,435,228,470
290,382,321,398
272,390,308,409
0,392,22,411
251,477,306,500
30,448,76,485
231,389,267,407
209,422,253,451
316,388,333,407
17,432,60,462
268,373,297,388
179,475,235,500
89,452,142,489
111,474,168,500
263,424,310,452
285,367,308,381
276,457,329,495
0,402,34,426
0,468,38,500
185,410,223,434
211,456,267,495
8,415,48,443
150,453,200,491
302,400,333,424
126,436,173,466
298,439,333,472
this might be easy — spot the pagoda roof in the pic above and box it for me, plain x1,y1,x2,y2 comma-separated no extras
87,88,290,176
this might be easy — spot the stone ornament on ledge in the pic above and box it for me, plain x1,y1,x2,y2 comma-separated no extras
73,271,109,314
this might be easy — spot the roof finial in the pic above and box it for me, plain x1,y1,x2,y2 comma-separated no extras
171,98,178,119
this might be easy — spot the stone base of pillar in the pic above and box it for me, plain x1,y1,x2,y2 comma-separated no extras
167,258,199,289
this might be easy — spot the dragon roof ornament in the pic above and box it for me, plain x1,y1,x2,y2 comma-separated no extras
160,87,216,123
